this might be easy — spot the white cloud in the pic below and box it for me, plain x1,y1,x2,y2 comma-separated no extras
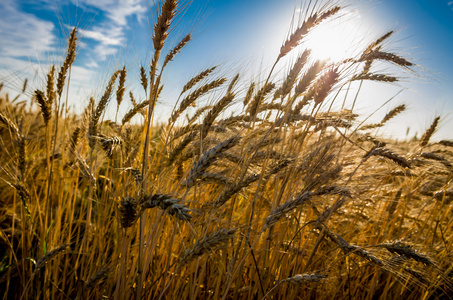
448,1,453,5
73,0,147,61
76,0,146,26
79,27,123,46
0,0,56,59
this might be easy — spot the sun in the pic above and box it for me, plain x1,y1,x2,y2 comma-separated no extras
303,12,367,63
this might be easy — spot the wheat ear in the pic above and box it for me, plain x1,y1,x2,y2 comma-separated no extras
179,228,237,267
57,28,77,97
420,116,440,147
278,6,340,61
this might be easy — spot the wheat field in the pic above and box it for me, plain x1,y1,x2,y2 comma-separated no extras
0,1,452,299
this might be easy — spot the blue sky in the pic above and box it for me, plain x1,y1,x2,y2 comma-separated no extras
0,0,452,140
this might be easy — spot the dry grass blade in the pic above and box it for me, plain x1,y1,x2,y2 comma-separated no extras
179,228,237,266
420,116,440,147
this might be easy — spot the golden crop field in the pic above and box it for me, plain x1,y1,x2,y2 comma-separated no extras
0,1,452,299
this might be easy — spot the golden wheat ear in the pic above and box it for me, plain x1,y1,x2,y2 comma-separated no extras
278,6,341,61
420,116,440,147
57,28,77,97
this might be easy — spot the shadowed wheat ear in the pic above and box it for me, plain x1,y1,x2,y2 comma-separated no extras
12,182,31,218
264,186,351,229
118,196,139,228
163,33,191,69
420,116,440,147
180,66,217,95
247,82,275,117
201,91,235,138
122,100,149,125
292,60,326,102
360,104,406,130
89,70,120,149
149,0,178,84
377,241,434,266
57,28,77,97
141,193,192,222
116,66,126,109
171,78,226,123
363,147,411,168
179,228,237,267
277,6,340,61
34,90,51,126
263,273,327,299
183,136,241,188
0,112,20,138
140,66,148,92
46,65,55,109
274,49,311,100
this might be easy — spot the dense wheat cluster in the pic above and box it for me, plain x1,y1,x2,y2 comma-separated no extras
1,1,452,299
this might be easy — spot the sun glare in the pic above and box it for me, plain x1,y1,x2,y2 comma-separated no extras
303,13,367,63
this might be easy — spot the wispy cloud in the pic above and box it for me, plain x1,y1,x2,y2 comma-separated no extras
74,0,147,62
449,1,453,10
0,0,56,61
